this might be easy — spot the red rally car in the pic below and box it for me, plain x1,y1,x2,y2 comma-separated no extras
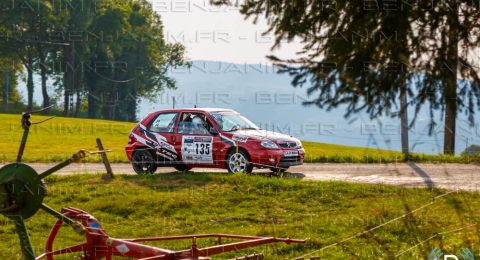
125,108,305,174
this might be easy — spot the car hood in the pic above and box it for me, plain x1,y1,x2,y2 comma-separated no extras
226,129,299,143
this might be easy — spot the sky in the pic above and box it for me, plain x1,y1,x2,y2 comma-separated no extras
149,0,304,64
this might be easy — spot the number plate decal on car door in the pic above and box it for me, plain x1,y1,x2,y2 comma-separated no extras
182,136,213,164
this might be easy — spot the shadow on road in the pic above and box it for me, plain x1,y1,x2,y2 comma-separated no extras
407,162,434,189
287,172,306,179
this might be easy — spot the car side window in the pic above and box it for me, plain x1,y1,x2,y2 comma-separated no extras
177,112,213,135
149,113,178,133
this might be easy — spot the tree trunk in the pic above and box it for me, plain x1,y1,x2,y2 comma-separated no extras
87,91,98,118
64,42,76,116
75,88,81,117
443,78,457,155
25,15,36,111
443,12,459,155
102,84,116,120
128,91,137,122
3,70,10,112
26,55,34,111
38,48,50,112
400,86,409,159
86,71,98,118
37,19,50,112
63,72,70,116
63,49,70,116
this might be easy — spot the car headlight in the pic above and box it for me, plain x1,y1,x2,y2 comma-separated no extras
261,139,278,149
296,140,303,148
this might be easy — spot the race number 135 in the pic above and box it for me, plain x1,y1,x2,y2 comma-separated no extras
195,143,211,155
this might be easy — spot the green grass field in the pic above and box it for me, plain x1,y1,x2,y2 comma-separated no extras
0,173,478,259
0,113,476,163
0,113,135,163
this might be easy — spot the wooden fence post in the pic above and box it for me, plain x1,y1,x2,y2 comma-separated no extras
96,138,114,179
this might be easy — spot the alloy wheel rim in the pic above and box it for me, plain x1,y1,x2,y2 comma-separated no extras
134,153,152,172
229,153,247,173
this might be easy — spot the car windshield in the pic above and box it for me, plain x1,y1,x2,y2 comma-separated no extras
210,111,259,132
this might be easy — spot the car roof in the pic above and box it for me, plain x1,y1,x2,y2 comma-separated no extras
152,108,237,114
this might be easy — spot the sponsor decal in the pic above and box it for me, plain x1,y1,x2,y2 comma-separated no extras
232,135,248,143
136,124,178,160
219,133,236,147
181,136,213,164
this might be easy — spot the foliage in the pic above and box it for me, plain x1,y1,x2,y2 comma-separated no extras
82,0,189,121
0,0,189,121
0,59,21,104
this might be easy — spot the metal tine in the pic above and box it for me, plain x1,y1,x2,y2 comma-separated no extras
25,105,54,114
31,116,55,125
82,149,113,155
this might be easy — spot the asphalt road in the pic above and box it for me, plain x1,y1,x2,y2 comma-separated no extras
2,163,480,192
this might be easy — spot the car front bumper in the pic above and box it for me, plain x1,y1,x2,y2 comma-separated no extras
249,148,305,168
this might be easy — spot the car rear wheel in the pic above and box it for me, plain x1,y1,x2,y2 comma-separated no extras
132,150,157,174
174,164,192,172
227,150,253,174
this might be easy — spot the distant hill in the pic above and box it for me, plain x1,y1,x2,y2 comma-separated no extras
463,145,480,155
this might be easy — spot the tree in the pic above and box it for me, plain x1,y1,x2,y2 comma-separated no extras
0,0,188,120
34,2,58,112
214,0,414,155
214,0,480,155
85,0,188,121
410,1,480,154
7,0,39,111
58,0,96,116
0,14,21,108
0,0,55,111
0,58,22,106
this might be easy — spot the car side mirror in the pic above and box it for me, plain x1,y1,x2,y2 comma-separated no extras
209,127,219,135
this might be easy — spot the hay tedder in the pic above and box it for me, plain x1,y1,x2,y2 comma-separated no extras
0,110,304,259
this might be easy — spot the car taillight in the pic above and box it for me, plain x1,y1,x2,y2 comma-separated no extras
129,134,136,144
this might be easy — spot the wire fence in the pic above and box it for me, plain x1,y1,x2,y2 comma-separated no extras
292,190,468,259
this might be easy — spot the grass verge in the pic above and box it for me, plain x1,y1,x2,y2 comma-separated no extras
0,173,479,259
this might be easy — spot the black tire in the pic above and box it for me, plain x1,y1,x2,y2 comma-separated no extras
270,167,289,173
226,149,253,174
132,150,157,175
174,164,192,172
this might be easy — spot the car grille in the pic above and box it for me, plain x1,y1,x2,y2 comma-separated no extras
280,156,301,163
278,142,297,148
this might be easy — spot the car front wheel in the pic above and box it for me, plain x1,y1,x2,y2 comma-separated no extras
227,150,253,174
132,150,157,174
